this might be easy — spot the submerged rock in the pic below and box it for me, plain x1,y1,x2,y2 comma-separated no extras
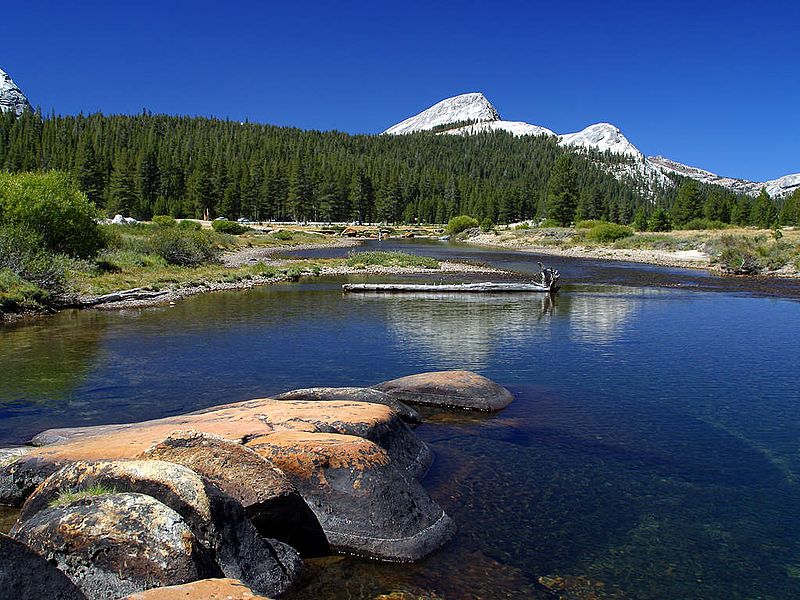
15,459,302,598
12,492,219,599
120,578,272,599
374,370,514,411
275,386,422,424
139,430,327,556
0,532,87,600
246,431,455,562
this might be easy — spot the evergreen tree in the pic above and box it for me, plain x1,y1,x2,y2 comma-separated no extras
186,158,214,219
648,208,672,232
107,153,139,216
545,154,578,226
287,157,312,222
632,207,649,231
703,189,731,223
730,195,752,226
779,189,800,226
74,140,105,207
137,151,160,219
750,188,777,228
349,171,374,223
576,185,605,221
671,180,703,225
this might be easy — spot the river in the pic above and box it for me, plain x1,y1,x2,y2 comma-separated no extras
2,240,799,599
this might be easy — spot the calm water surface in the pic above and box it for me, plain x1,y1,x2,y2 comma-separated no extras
2,241,800,599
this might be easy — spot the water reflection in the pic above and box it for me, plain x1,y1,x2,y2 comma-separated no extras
346,293,558,369
562,287,660,345
0,315,105,403
344,286,656,367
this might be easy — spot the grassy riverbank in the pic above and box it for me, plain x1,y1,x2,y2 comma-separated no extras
71,224,353,296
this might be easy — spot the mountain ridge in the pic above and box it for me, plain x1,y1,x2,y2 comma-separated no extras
383,93,798,198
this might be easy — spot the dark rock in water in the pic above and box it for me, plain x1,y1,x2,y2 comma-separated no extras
15,459,302,598
0,532,87,600
120,578,272,599
374,370,514,411
275,386,422,424
205,485,302,598
246,431,455,562
139,430,328,557
12,492,220,599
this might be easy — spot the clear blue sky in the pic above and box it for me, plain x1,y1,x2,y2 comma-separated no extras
4,0,798,181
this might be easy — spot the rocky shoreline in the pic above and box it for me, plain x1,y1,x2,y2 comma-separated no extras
0,370,513,599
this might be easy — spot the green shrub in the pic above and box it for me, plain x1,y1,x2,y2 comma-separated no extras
346,251,439,269
538,218,562,228
177,220,202,231
281,268,303,281
718,246,760,274
152,214,177,227
95,249,166,271
211,219,248,235
480,217,495,232
149,228,219,266
0,171,104,258
575,219,607,229
514,222,531,230
0,268,48,312
676,218,730,231
586,222,634,242
271,230,294,241
0,225,70,302
446,215,479,235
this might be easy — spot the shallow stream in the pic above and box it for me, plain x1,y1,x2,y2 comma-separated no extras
2,240,799,598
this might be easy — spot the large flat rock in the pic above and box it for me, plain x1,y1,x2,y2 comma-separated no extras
374,370,514,411
121,578,272,599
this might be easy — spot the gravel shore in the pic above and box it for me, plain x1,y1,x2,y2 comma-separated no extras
466,233,714,270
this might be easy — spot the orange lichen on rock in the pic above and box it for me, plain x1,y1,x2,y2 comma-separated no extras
245,431,390,480
121,578,273,599
21,399,396,466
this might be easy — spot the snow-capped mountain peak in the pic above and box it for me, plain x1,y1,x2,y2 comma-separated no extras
383,92,500,135
0,67,32,116
558,123,642,158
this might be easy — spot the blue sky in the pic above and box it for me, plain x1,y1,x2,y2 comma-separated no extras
4,0,798,181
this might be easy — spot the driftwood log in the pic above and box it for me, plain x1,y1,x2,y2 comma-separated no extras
84,288,170,306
